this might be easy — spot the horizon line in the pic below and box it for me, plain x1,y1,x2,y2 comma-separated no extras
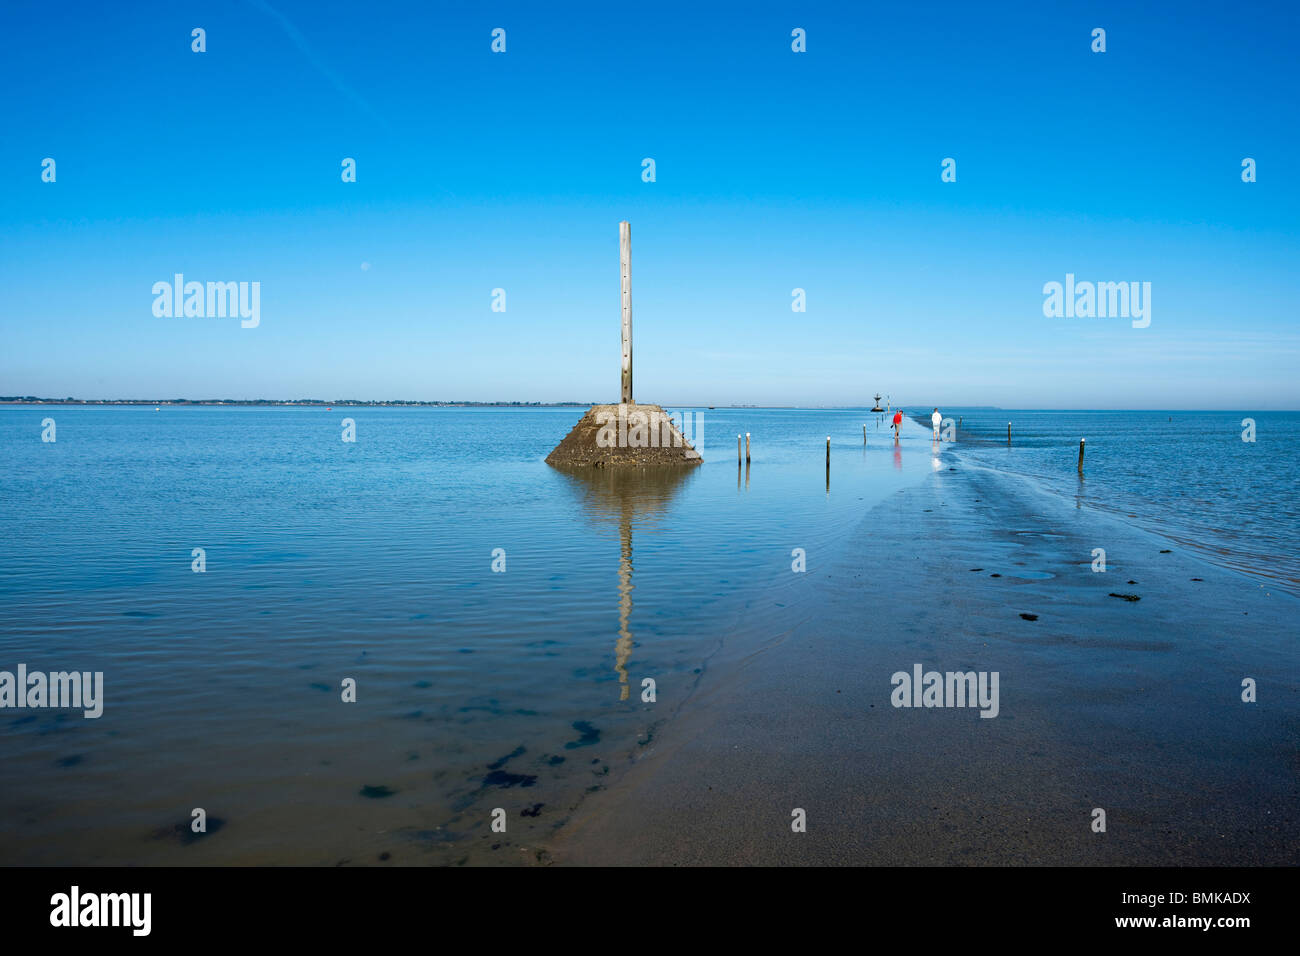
1,399,1295,413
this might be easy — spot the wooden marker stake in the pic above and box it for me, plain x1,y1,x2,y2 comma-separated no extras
619,221,633,404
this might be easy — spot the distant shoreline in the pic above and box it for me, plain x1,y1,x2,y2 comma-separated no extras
0,400,1001,410
4,400,1276,411
0,399,594,408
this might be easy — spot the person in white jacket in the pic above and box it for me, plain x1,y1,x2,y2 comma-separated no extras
931,408,942,440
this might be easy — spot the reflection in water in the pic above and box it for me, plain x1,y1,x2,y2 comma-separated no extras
551,465,697,700
737,459,750,491
616,529,633,698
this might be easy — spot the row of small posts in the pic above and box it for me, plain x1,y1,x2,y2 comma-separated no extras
735,420,1086,475
1006,420,1086,474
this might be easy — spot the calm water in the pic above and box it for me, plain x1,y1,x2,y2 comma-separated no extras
3,405,1294,863
931,409,1300,593
0,405,933,864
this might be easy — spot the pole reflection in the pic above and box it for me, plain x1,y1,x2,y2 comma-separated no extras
550,464,697,700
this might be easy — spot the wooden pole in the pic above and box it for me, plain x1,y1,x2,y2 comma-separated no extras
619,221,633,404
863,424,867,443
1077,438,1085,474
1007,422,1011,445
745,432,751,463
826,436,830,466
737,434,742,465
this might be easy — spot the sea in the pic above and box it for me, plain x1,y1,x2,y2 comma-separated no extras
939,409,1298,594
0,405,1293,863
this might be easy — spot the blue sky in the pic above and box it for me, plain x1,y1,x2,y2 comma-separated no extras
1,0,1296,407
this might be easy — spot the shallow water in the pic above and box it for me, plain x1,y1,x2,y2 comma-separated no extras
0,405,933,864
933,409,1300,594
549,450,1300,866
4,404,1293,863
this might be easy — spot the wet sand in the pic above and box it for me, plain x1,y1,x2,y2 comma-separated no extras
544,449,1300,865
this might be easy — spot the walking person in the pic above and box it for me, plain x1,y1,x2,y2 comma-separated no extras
892,409,903,440
931,407,942,440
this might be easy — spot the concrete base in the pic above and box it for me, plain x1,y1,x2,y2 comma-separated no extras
545,403,702,467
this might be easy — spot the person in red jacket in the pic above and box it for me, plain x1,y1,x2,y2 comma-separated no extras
892,410,903,440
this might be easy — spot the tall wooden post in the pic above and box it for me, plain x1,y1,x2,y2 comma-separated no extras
620,221,633,404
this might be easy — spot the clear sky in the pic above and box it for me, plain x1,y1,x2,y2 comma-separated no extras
1,0,1296,408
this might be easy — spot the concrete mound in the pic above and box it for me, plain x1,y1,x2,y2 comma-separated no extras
545,403,702,467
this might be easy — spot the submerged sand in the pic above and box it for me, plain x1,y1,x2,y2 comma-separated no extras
543,447,1300,865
